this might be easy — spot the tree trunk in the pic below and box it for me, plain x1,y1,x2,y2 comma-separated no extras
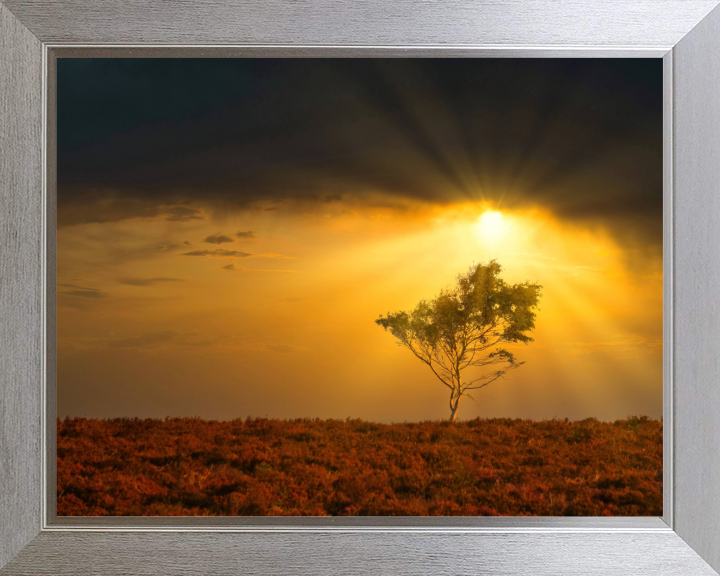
449,397,461,423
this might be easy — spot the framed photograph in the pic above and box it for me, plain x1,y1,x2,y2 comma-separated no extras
53,56,666,521
2,1,720,574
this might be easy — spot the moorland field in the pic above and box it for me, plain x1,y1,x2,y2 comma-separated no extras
57,416,662,516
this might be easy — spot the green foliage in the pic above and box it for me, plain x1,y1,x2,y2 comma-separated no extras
376,260,542,420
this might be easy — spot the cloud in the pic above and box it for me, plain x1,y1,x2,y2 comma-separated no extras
57,198,203,228
324,193,342,203
88,241,190,267
118,277,184,286
165,206,203,222
62,290,106,299
58,283,107,298
221,263,295,272
182,249,291,259
204,234,235,244
156,242,187,252
57,198,161,228
58,59,662,247
182,249,252,258
177,338,221,347
235,230,256,239
256,253,294,259
108,330,176,348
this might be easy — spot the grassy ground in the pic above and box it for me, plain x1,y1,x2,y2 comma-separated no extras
57,416,662,516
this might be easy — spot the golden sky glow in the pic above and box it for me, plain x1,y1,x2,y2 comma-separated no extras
57,199,662,421
56,58,663,422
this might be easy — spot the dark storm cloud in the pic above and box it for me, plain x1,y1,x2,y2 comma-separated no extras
118,277,184,286
58,59,662,245
56,197,203,229
204,234,235,244
182,249,252,258
235,231,256,239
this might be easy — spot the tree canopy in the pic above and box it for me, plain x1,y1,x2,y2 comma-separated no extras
375,260,541,421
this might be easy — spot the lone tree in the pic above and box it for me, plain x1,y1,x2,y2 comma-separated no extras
375,260,541,422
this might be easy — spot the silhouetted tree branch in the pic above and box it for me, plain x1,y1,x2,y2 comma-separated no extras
376,260,541,422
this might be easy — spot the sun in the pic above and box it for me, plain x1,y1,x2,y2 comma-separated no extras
477,210,508,242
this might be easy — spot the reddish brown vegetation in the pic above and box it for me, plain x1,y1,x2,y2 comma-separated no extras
57,416,662,516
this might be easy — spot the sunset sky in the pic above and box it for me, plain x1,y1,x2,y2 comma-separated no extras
56,59,663,422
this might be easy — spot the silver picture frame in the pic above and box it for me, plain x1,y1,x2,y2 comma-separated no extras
1,1,720,574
